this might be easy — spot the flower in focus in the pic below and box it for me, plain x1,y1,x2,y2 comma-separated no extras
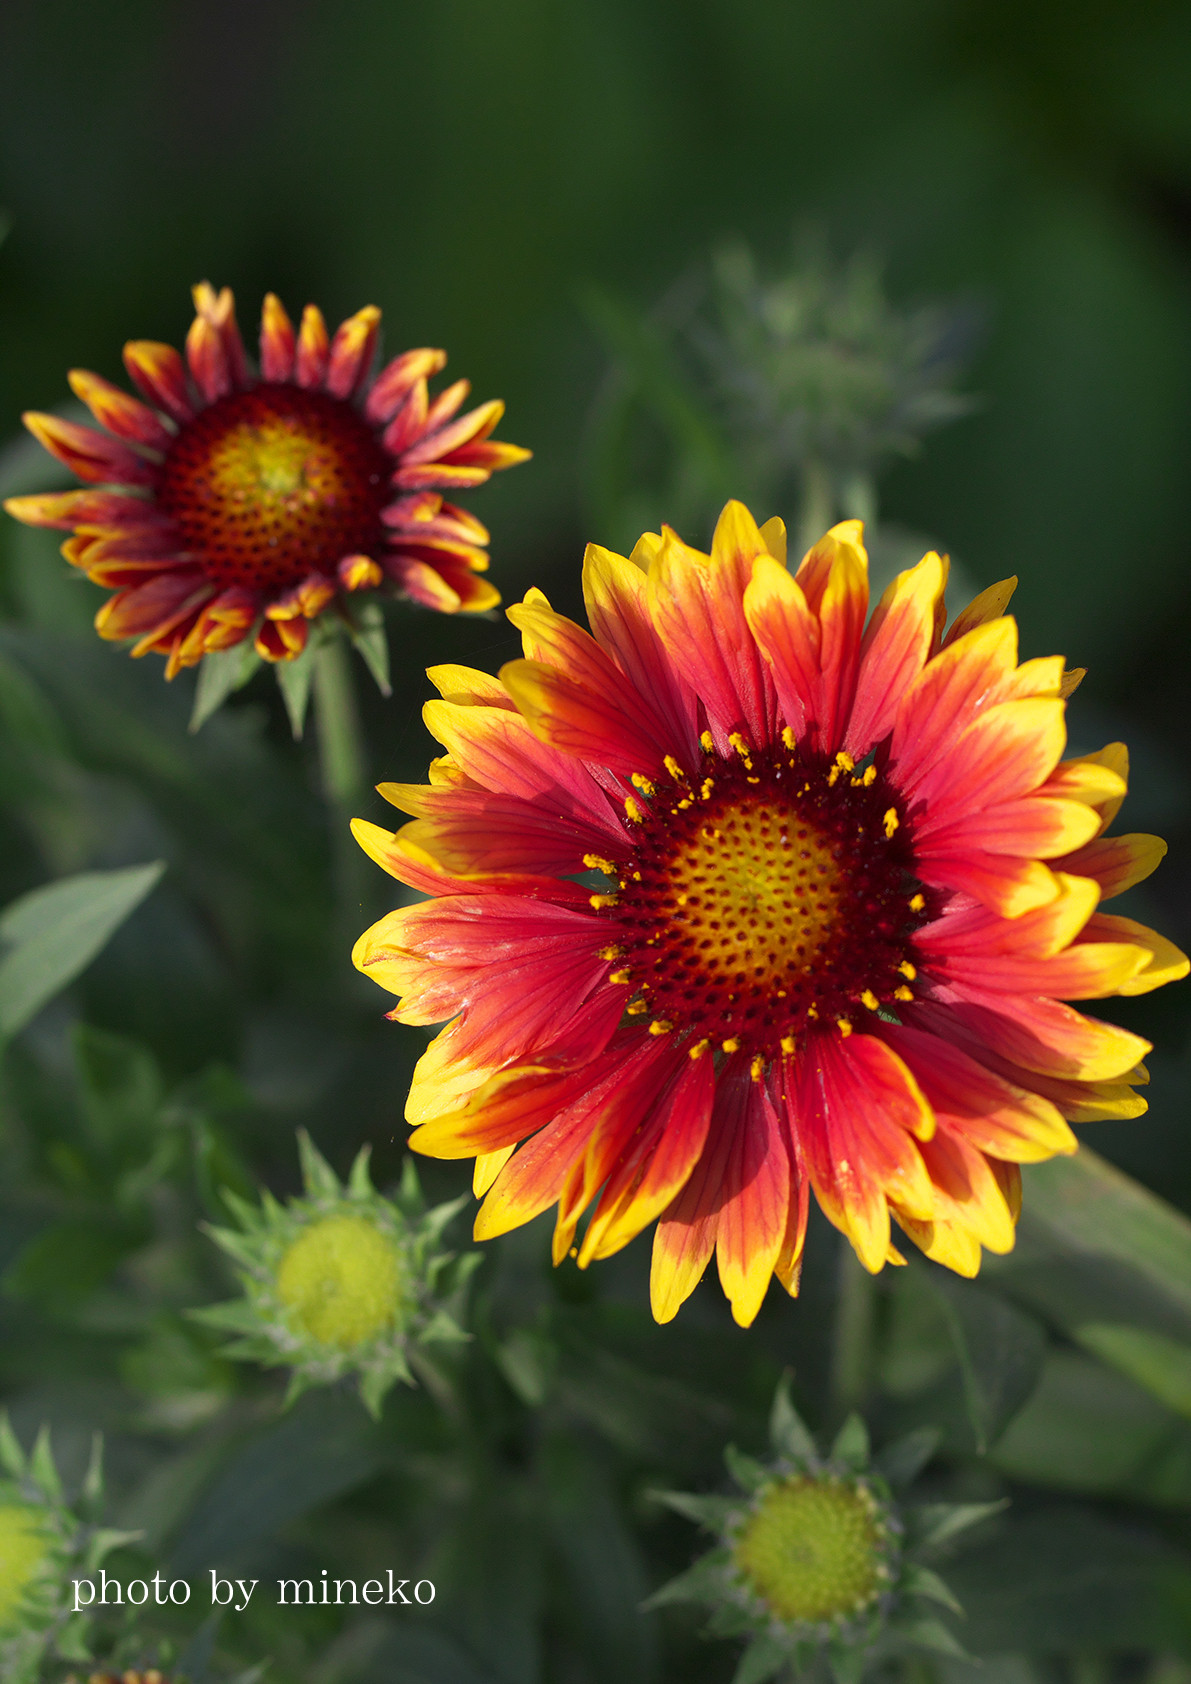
0,1417,133,1684
352,502,1187,1326
648,1377,992,1682
194,1131,477,1415
4,283,529,679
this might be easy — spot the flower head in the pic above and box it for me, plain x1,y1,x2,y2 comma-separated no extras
5,283,529,681
0,1417,135,1684
352,503,1187,1326
195,1131,477,1415
648,1378,992,1682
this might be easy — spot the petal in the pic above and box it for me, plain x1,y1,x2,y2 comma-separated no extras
910,697,1068,826
879,1019,1077,1161
422,696,628,839
915,849,1061,919
795,1033,935,1273
259,293,296,381
844,550,948,758
186,282,248,401
374,786,620,876
943,576,1017,645
67,369,173,450
1053,833,1166,899
578,1050,716,1264
913,794,1101,859
295,304,330,388
3,489,165,531
650,1073,743,1323
918,983,1150,1082
647,503,778,749
364,348,447,425
890,616,1020,793
715,1074,792,1327
349,816,591,905
122,340,195,423
326,304,382,399
500,658,669,779
1080,913,1189,996
582,542,700,764
21,412,157,487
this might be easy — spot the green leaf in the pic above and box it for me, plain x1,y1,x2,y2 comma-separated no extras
0,861,165,1038
346,597,392,695
902,1562,965,1615
275,640,318,738
923,1267,1047,1451
732,1636,788,1684
897,1614,969,1658
1070,1325,1191,1423
297,1127,342,1199
724,1444,771,1492
831,1411,870,1468
988,1150,1191,1418
909,1501,1007,1556
769,1372,817,1463
650,1489,738,1530
189,641,262,732
874,1426,939,1488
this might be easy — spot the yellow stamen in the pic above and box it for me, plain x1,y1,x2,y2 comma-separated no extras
664,755,687,781
597,945,623,961
700,778,715,800
899,961,916,980
836,1018,853,1037
781,726,796,751
649,1018,674,1035
590,892,619,910
827,750,854,788
722,1037,740,1054
860,990,879,1011
883,808,899,839
750,1055,765,1082
583,853,617,874
894,986,914,1002
688,1038,710,1060
908,893,925,911
780,1036,796,1055
861,765,877,785
609,969,632,985
631,772,655,795
626,999,648,1015
700,729,715,753
625,796,644,823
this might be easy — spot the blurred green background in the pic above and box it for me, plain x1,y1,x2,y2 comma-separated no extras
2,2,1191,1681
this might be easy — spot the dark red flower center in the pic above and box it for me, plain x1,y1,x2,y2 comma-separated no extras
158,384,392,592
603,739,929,1059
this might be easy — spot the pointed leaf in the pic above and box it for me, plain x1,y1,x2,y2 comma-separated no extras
875,1427,940,1489
898,1615,970,1658
770,1372,818,1463
297,1128,342,1199
650,1489,738,1530
29,1425,61,1499
831,1412,870,1469
909,1500,1007,1555
733,1637,789,1684
347,598,392,695
276,642,317,738
189,642,262,732
725,1444,771,1492
0,862,165,1038
0,1413,26,1478
902,1562,965,1615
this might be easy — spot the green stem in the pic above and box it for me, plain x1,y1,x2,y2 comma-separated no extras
314,635,366,811
797,457,836,551
839,470,878,532
831,1241,877,1418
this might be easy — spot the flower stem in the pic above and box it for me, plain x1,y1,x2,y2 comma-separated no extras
831,1241,876,1418
840,470,878,532
314,634,366,811
797,456,835,551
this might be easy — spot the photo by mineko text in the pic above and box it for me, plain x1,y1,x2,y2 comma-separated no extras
71,1569,435,1616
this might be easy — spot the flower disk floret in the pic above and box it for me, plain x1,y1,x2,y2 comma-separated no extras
5,282,529,679
194,1132,478,1416
352,502,1188,1327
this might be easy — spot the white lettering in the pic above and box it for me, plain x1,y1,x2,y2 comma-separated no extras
72,1579,95,1614
170,1579,191,1605
128,1580,149,1606
362,1578,383,1605
234,1578,256,1612
211,1572,233,1606
387,1571,410,1605
415,1579,435,1605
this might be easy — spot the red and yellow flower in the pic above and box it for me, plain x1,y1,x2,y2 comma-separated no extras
4,284,529,675
352,503,1187,1326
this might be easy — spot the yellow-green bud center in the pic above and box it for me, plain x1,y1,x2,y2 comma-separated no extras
732,1476,885,1624
0,1505,48,1630
276,1214,404,1350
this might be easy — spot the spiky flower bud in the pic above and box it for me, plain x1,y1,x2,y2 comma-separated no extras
0,1418,138,1684
194,1132,479,1416
647,1379,1002,1683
